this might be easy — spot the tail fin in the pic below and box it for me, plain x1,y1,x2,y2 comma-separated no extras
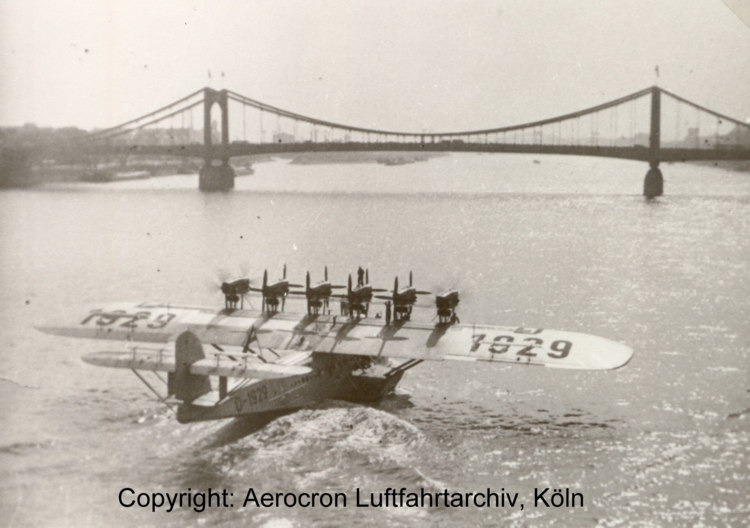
168,331,211,403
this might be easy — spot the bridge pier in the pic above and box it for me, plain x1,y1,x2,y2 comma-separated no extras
643,162,663,198
199,161,235,191
643,87,663,198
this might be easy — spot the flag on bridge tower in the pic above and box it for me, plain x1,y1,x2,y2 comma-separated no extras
654,65,660,86
208,69,212,79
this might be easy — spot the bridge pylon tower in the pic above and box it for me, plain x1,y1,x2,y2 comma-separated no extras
199,88,235,191
644,86,663,198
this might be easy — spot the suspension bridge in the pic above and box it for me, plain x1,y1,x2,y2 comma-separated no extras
82,86,750,196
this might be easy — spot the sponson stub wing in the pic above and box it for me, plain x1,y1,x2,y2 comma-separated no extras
82,347,313,380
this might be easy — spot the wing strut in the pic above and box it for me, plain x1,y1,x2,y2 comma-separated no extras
242,327,268,363
386,359,423,378
131,369,177,415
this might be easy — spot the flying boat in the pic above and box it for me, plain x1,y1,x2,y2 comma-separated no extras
36,267,634,425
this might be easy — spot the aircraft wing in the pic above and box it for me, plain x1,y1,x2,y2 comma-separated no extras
39,302,632,371
442,325,633,370
36,303,269,347
311,321,633,370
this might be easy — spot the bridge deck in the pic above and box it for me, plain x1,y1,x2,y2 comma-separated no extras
89,142,750,163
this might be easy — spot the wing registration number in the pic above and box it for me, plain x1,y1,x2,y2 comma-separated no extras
80,310,175,330
470,328,572,360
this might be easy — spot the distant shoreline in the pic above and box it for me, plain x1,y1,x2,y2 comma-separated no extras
287,151,447,165
686,159,750,173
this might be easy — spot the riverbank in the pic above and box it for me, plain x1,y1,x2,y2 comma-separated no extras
687,159,750,173
288,151,446,165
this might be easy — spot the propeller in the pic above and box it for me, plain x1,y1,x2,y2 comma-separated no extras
375,276,400,301
262,269,269,310
291,267,346,314
246,270,268,310
374,276,398,301
340,273,368,301
211,266,257,310
429,274,470,307
283,264,303,289
287,271,310,297
325,266,346,290
206,268,231,293
375,271,431,301
339,273,356,301
328,267,346,290
411,271,432,295
363,269,387,293
246,266,304,312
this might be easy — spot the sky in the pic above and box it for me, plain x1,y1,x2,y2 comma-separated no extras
1,0,749,132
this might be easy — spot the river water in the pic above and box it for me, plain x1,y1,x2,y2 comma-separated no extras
1,153,748,527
